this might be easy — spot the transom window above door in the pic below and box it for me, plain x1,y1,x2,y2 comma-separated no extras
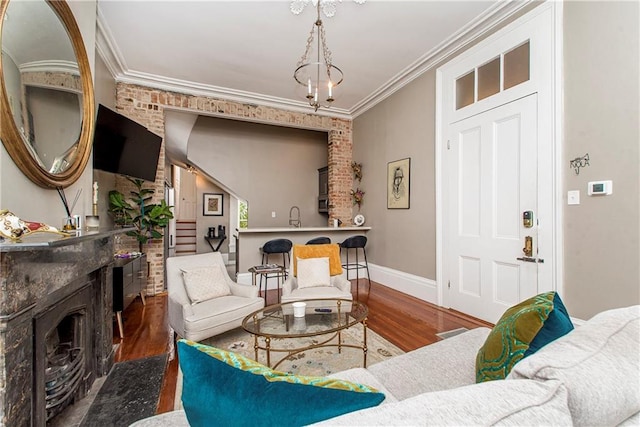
456,41,530,110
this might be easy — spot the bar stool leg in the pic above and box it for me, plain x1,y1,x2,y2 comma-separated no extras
363,248,371,293
355,248,360,300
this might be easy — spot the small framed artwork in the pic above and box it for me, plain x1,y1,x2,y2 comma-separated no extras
203,193,223,216
387,158,410,209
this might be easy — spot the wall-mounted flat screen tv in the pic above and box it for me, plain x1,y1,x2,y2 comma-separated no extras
92,104,162,182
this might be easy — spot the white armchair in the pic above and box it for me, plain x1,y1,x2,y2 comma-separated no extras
281,243,353,305
166,252,264,341
281,275,352,303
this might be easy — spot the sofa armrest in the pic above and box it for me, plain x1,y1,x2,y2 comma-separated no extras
229,282,259,298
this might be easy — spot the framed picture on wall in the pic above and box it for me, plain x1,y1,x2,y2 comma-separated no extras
387,158,410,209
203,193,223,216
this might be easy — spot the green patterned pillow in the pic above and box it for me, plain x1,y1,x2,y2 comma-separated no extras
177,340,386,427
476,291,573,383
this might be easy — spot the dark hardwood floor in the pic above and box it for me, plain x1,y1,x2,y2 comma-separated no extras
113,279,493,414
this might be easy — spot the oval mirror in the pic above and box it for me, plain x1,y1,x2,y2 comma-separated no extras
0,0,95,188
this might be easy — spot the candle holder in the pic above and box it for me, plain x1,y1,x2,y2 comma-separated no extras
86,204,99,230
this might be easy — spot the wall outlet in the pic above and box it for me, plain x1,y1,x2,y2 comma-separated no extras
271,211,276,218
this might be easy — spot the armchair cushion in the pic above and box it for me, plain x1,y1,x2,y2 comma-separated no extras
181,265,231,304
293,244,343,276
297,257,331,289
281,275,352,304
177,340,385,427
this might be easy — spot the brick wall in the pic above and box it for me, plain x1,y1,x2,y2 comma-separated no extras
115,83,354,295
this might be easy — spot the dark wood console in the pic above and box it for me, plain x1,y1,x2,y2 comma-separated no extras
112,254,147,338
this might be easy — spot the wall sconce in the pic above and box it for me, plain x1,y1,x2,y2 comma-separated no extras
186,164,196,174
569,153,589,175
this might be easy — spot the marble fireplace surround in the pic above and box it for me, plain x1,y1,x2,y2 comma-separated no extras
0,229,127,426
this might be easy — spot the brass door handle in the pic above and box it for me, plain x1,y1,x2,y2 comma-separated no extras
522,236,533,257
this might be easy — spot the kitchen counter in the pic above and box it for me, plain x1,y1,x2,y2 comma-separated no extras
234,226,371,281
236,226,370,233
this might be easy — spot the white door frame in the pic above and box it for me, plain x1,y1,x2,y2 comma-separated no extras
435,2,564,310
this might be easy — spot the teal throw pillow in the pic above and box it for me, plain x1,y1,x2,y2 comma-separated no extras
177,340,386,427
476,291,573,383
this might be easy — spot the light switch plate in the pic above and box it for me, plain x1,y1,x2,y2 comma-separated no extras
271,211,276,218
568,190,580,205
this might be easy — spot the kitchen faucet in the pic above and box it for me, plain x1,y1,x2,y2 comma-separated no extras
289,206,301,228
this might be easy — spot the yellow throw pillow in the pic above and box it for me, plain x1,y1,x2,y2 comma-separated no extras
293,243,343,276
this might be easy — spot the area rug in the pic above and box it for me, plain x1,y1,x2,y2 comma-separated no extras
80,354,167,427
175,324,403,409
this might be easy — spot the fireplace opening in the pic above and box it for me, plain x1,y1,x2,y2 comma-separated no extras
44,313,86,422
34,282,96,426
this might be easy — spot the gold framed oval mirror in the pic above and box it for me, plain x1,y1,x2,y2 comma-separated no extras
0,0,95,188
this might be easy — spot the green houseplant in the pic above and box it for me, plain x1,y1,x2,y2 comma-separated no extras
108,177,174,251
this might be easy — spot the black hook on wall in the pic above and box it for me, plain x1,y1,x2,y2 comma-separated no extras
569,153,590,175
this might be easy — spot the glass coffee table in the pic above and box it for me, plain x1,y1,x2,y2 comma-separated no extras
242,298,368,370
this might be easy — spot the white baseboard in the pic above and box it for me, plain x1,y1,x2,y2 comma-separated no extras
369,263,438,305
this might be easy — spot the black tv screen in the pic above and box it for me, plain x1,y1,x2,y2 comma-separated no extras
93,104,162,182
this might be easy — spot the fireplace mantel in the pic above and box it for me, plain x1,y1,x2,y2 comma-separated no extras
0,228,130,426
0,227,133,251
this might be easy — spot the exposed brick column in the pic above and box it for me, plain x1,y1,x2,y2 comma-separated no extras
115,82,353,294
328,118,353,224
114,85,166,294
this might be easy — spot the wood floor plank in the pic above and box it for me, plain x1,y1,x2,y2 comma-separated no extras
114,281,493,414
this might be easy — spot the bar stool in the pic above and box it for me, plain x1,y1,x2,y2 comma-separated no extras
259,238,292,303
339,235,371,299
306,237,331,245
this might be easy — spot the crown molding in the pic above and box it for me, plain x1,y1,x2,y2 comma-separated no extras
350,0,532,118
96,7,350,120
96,1,531,121
19,60,79,75
95,7,127,79
115,69,352,120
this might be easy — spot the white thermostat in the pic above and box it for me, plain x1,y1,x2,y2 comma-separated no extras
587,180,613,196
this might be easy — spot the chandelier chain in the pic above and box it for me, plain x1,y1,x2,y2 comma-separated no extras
293,0,355,111
318,22,333,77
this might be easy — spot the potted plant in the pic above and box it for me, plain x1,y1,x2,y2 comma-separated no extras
108,177,174,252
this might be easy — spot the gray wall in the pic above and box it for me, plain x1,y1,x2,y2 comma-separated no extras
187,116,329,228
93,53,117,228
353,71,437,279
353,1,640,319
0,1,96,227
95,54,116,109
196,175,230,254
562,1,639,319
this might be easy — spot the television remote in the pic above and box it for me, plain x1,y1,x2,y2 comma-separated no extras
315,308,332,313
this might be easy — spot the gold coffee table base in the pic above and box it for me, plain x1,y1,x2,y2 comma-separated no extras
242,298,368,370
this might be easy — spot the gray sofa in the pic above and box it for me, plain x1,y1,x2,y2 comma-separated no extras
132,305,640,426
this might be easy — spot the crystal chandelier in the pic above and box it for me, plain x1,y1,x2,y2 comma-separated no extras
293,2,343,112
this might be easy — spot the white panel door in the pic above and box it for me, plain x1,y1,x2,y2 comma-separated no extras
444,94,543,323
